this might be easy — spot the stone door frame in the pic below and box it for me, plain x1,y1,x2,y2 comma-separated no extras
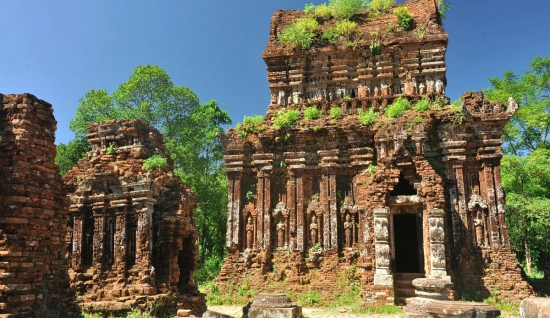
374,195,450,286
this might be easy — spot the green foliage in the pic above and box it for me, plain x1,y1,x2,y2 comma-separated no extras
300,290,322,305
236,114,265,138
63,65,232,275
412,116,424,124
367,0,395,16
330,106,342,118
368,164,377,174
322,19,359,46
413,99,430,111
305,3,332,20
273,108,300,128
328,0,367,20
194,255,224,285
55,136,91,175
142,155,168,172
386,22,397,33
484,56,550,156
357,108,379,125
393,7,414,31
202,280,257,306
106,144,116,155
246,190,254,200
415,23,428,39
321,27,340,44
369,40,380,55
430,96,446,109
502,149,550,273
304,106,321,120
385,97,410,118
278,17,319,49
437,0,453,19
336,19,358,38
243,115,263,124
237,130,246,139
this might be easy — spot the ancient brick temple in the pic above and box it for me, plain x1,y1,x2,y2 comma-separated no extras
0,94,78,317
63,119,206,315
217,0,533,305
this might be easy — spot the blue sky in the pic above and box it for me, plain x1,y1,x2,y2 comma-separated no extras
1,0,549,144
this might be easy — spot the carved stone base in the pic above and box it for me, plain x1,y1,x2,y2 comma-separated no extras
244,294,302,318
374,274,394,286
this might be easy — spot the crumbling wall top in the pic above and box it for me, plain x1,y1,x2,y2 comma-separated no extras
264,0,446,58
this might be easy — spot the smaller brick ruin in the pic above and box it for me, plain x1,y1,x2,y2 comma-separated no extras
64,119,206,316
0,93,78,317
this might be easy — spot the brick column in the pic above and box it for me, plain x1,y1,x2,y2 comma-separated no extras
482,159,501,250
72,215,83,269
136,201,154,268
493,162,509,248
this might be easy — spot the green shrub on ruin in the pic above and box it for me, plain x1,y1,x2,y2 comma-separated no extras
278,17,319,49
106,144,116,155
329,0,368,20
394,7,414,31
413,99,430,111
243,115,264,124
386,97,410,118
367,0,395,16
304,106,321,120
321,27,340,44
305,3,332,20
142,154,168,171
357,108,379,125
330,106,343,118
273,108,301,128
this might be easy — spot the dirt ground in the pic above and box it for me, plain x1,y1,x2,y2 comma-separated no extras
207,305,520,318
207,305,404,318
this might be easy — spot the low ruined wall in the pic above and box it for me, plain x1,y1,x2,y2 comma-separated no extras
0,94,77,317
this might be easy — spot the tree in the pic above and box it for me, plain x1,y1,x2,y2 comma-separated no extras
485,56,550,156
56,65,232,280
485,56,550,275
501,150,550,275
55,137,90,175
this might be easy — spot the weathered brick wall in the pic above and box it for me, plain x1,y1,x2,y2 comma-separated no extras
63,119,205,316
0,93,78,317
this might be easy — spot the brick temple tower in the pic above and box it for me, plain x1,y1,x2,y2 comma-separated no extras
216,0,532,304
64,119,206,316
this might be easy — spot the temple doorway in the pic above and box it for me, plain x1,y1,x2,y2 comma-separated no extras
178,237,194,292
392,212,423,273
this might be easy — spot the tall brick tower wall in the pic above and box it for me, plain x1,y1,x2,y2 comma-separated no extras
0,93,77,317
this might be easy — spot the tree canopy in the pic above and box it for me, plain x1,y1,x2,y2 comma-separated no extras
485,56,550,275
56,65,231,281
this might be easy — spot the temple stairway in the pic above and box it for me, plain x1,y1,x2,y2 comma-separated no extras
394,273,424,305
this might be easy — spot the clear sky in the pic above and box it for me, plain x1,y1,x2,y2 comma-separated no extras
1,0,549,145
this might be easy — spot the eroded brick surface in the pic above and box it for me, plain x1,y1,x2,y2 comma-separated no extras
0,93,78,317
64,119,206,316
216,0,537,305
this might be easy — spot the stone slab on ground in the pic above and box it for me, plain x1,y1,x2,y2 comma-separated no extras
520,297,550,318
423,300,500,318
244,293,302,318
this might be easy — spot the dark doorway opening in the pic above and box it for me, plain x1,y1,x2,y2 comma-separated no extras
390,173,416,196
393,213,422,273
178,237,194,293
